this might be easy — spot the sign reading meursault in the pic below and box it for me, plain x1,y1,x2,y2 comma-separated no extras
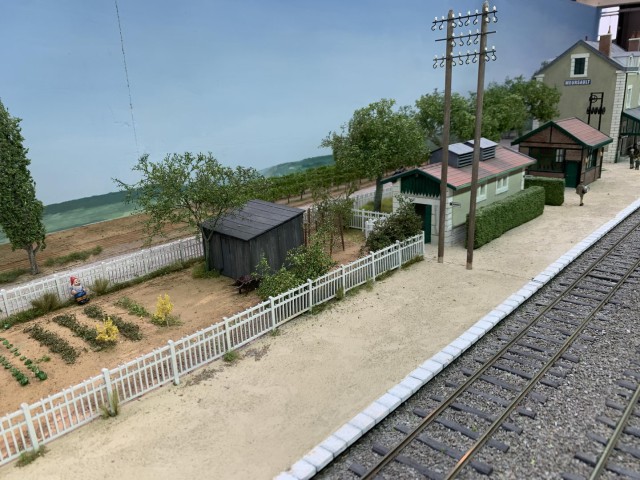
564,79,591,86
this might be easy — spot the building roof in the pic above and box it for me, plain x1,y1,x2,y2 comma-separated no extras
200,199,304,241
510,117,613,149
536,39,640,76
381,145,535,190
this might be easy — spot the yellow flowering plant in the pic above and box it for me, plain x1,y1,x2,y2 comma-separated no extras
95,317,119,344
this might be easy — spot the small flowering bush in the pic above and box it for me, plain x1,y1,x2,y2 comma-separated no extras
95,317,119,345
151,294,180,326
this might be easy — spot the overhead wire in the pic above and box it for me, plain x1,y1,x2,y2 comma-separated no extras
114,0,139,157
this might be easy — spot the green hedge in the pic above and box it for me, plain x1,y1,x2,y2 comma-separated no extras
524,176,565,206
468,186,545,249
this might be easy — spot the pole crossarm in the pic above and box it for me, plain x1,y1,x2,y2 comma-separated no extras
431,1,497,268
431,6,497,30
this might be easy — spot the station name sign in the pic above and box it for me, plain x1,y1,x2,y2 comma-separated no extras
564,79,591,86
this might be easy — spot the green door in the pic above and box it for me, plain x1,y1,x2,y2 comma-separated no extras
565,161,579,188
414,204,432,243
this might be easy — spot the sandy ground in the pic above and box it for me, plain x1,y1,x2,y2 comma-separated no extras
1,162,638,480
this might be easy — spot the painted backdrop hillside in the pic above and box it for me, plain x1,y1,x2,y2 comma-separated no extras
0,155,335,245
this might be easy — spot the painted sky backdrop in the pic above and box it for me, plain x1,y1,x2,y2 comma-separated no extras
1,0,598,205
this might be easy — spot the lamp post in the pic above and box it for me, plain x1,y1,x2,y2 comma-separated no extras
432,2,497,269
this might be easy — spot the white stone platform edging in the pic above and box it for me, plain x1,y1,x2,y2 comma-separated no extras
275,197,640,480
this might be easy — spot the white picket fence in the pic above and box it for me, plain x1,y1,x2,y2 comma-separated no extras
1,204,391,322
0,237,203,321
0,232,424,466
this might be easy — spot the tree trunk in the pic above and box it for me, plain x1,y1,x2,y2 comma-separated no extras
25,245,39,275
373,175,383,212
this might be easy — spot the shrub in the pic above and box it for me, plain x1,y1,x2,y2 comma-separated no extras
524,176,565,206
95,317,119,345
469,185,545,249
223,350,240,363
365,196,422,252
151,294,180,326
30,292,61,314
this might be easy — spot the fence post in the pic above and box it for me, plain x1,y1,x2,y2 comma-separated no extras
101,368,114,415
396,240,402,269
307,279,313,312
100,261,108,280
269,297,276,330
0,289,7,319
371,251,376,283
224,316,232,351
53,274,65,303
168,340,180,385
341,265,347,294
20,403,40,451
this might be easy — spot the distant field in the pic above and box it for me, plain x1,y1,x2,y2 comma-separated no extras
0,154,332,245
0,198,137,245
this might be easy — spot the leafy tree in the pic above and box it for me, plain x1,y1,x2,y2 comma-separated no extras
0,100,46,274
321,99,426,212
415,76,560,145
114,152,263,269
415,90,475,147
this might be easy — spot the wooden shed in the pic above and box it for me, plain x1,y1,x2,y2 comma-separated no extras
200,200,304,279
511,117,612,188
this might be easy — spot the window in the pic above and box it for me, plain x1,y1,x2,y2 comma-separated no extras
528,147,565,173
586,150,598,170
496,176,508,194
555,149,565,163
626,85,633,108
571,54,589,77
477,184,487,202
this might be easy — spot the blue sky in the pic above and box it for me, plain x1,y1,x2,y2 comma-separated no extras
1,0,598,205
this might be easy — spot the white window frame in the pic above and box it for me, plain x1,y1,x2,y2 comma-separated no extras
477,183,487,202
570,53,589,78
496,175,508,194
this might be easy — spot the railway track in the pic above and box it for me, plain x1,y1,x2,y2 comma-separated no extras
315,209,640,479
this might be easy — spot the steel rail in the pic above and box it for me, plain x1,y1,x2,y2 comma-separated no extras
362,223,640,479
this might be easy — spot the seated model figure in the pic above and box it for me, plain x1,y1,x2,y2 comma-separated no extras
70,276,89,305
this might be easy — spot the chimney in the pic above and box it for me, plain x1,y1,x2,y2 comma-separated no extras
599,27,612,57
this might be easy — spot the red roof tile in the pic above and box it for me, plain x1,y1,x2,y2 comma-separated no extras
418,145,535,189
554,117,611,147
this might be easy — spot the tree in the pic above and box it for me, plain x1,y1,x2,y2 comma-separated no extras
415,76,560,145
321,99,427,212
0,100,46,274
415,90,475,147
114,152,264,269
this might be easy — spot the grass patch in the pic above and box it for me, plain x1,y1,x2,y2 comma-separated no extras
115,297,151,318
191,261,220,279
223,350,240,363
99,390,120,418
30,292,61,314
402,255,424,268
16,446,47,468
0,268,29,285
269,328,281,337
44,246,103,267
90,278,110,295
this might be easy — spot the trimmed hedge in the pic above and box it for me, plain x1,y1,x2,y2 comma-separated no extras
524,176,565,206
468,186,545,249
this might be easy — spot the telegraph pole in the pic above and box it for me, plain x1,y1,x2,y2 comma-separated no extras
434,11,454,263
433,2,497,269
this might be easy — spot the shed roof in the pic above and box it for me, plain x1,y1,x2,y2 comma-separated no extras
201,200,304,241
381,145,535,190
511,117,613,149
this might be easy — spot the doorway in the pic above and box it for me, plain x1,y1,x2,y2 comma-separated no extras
413,204,432,244
565,161,580,188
